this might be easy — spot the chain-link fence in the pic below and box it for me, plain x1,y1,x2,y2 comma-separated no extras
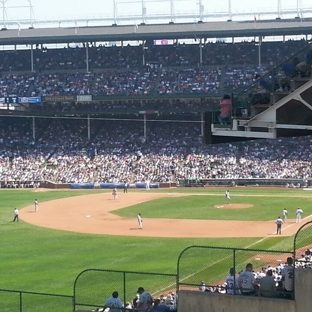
0,289,73,312
4,228,311,312
177,246,293,297
294,220,312,269
73,269,177,311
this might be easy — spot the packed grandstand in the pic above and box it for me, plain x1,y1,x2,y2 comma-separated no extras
0,39,312,186
1,116,312,185
0,40,307,97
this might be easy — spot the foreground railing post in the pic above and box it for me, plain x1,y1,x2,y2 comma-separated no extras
19,291,22,312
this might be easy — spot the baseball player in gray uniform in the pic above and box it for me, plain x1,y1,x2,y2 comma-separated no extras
276,216,283,235
112,188,118,200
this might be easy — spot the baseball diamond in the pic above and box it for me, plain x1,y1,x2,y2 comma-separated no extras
20,190,312,238
1,1,312,311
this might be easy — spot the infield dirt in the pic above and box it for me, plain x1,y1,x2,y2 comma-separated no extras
20,191,310,238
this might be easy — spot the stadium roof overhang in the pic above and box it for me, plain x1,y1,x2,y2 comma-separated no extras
0,18,312,45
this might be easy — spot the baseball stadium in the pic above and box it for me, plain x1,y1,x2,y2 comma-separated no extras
1,1,312,312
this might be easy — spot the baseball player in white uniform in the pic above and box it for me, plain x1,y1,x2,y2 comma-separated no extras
34,199,39,212
145,179,150,191
13,208,19,222
138,213,143,229
282,209,287,222
295,208,303,223
225,190,230,204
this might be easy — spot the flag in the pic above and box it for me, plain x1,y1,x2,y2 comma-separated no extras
75,21,79,35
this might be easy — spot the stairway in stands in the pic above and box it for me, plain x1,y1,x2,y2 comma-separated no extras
211,43,312,141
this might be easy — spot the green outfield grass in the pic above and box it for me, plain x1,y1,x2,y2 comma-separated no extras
0,187,310,309
115,191,312,221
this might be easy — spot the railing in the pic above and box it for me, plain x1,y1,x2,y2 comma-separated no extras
73,269,177,311
2,222,312,310
0,289,73,312
294,221,312,269
177,246,294,299
231,42,312,119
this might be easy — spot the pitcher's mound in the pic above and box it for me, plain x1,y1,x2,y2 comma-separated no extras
214,204,253,209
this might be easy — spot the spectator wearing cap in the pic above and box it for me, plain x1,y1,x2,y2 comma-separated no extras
103,291,123,312
199,281,206,292
137,287,153,311
218,94,232,125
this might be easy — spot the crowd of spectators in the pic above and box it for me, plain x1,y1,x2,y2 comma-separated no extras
0,117,312,184
157,68,221,94
94,288,177,312
203,253,312,299
27,99,219,114
0,39,309,97
218,261,292,298
199,262,288,296
0,40,307,71
0,68,223,97
223,66,268,91
0,39,311,185
0,70,159,97
0,65,284,97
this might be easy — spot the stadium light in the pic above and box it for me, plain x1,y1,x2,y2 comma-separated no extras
295,0,302,19
277,0,282,19
227,0,232,21
0,0,8,29
0,0,35,29
198,0,204,22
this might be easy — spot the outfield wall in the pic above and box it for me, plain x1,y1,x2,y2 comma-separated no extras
178,269,312,312
180,178,311,187
39,181,175,189
1,179,310,188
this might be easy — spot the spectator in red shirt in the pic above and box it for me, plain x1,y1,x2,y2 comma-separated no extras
218,94,232,125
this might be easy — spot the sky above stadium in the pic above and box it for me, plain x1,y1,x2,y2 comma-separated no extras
3,0,312,24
